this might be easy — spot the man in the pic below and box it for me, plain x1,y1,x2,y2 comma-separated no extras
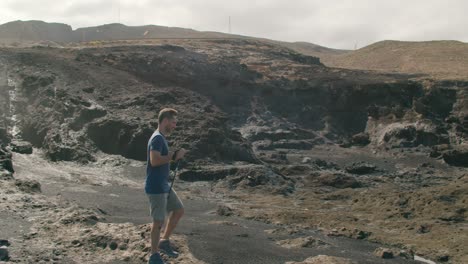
146,108,187,264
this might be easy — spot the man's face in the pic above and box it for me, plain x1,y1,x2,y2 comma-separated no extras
164,117,177,135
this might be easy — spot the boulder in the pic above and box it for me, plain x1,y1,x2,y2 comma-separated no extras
0,158,14,173
0,170,13,180
0,247,9,261
277,236,330,249
381,123,449,148
345,162,377,175
218,164,295,195
0,126,8,144
442,147,468,167
312,159,340,170
0,240,10,247
70,104,107,131
43,131,95,163
216,204,234,216
10,140,33,154
374,247,394,259
317,172,362,189
15,179,41,193
350,132,370,146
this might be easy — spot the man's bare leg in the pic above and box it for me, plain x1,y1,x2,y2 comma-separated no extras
160,218,167,235
161,208,184,240
151,220,163,254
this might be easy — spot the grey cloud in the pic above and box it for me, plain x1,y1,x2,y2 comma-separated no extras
0,0,466,49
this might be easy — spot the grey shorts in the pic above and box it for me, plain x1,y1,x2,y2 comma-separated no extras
147,189,184,222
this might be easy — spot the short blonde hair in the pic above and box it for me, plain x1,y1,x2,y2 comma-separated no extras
158,108,178,124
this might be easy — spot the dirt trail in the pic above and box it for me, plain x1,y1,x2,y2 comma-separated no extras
9,150,418,264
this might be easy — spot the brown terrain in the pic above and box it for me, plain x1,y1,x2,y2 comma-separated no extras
320,40,468,80
0,21,467,264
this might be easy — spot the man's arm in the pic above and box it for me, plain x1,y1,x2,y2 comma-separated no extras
150,150,174,167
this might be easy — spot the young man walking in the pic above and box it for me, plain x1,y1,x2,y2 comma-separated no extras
145,108,187,264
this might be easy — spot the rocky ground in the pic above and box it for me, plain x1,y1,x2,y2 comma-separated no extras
0,39,467,263
0,149,423,264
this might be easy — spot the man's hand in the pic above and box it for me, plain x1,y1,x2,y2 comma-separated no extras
174,148,187,161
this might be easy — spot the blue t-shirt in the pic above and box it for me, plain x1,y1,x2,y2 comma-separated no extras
145,131,170,194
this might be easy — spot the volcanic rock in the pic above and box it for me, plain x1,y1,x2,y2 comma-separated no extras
345,162,377,175
10,140,33,154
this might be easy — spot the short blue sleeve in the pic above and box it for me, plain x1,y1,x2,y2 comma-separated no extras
150,135,164,153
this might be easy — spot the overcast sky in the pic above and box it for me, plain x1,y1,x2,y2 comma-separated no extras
1,0,466,49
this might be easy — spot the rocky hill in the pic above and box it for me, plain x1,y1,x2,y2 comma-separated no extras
0,20,347,59
277,41,350,58
322,40,468,80
0,20,73,43
0,20,247,44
